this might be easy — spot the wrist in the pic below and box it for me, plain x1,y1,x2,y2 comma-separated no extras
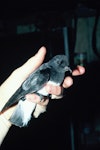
0,106,16,145
0,113,12,145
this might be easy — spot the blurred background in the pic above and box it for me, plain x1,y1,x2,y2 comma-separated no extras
0,0,100,150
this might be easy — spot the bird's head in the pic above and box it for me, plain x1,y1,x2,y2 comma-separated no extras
49,55,72,73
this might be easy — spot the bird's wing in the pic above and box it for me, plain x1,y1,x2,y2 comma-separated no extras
22,66,50,92
1,66,50,112
1,87,24,112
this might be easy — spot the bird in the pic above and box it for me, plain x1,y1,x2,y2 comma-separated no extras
0,54,72,127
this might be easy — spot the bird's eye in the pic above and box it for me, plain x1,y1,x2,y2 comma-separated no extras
56,60,61,65
57,60,64,66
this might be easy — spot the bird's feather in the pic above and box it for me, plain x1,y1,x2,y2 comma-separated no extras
1,67,50,112
0,54,72,127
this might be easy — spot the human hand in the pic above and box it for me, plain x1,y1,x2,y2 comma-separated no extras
26,64,85,118
25,52,85,117
0,46,85,145
0,47,47,144
0,46,85,120
0,46,47,120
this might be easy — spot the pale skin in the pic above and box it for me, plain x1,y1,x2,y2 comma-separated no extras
0,46,85,145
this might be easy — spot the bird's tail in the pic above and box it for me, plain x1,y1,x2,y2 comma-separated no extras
9,100,36,127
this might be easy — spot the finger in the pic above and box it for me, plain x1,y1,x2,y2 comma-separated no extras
25,94,41,103
45,84,61,96
72,65,85,76
33,103,47,118
51,94,63,99
39,99,49,106
26,94,49,106
63,76,73,88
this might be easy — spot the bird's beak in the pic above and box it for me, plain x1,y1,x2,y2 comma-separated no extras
65,66,72,73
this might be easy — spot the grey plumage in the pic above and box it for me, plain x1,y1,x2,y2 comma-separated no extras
1,54,72,127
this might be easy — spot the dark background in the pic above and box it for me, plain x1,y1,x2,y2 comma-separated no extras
0,0,100,17
1,1,100,150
